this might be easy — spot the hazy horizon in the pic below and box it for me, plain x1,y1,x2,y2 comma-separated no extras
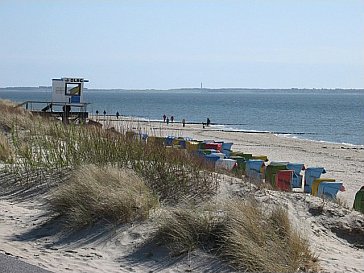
1,86,363,91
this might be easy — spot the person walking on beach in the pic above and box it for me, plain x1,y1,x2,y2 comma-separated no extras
166,117,169,125
116,111,120,119
163,114,166,123
182,118,186,127
171,116,174,123
207,117,211,126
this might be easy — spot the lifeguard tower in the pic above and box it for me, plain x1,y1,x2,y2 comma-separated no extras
20,77,90,124
51,77,87,104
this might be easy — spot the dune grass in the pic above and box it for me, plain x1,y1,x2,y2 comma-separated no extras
48,164,159,229
157,203,222,256
8,116,217,203
221,200,317,272
157,198,317,272
0,99,36,131
0,131,14,162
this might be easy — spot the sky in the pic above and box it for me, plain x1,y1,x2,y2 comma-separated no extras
0,0,363,89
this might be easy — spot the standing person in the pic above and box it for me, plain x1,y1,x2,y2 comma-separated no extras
163,114,166,123
207,117,211,126
166,117,169,125
171,116,174,123
182,118,186,127
116,111,120,119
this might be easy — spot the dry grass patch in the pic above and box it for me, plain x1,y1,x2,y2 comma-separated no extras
0,131,14,162
221,199,317,272
48,164,158,229
157,199,317,272
0,99,35,130
157,203,222,255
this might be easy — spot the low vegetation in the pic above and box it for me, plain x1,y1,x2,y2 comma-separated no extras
0,131,13,162
157,203,222,256
0,99,36,131
48,164,158,229
7,115,217,203
221,200,317,272
158,199,317,272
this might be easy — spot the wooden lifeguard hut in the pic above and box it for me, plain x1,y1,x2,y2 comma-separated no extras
20,77,90,124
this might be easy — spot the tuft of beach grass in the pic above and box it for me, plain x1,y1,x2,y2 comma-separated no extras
0,131,14,162
157,198,318,272
48,164,159,229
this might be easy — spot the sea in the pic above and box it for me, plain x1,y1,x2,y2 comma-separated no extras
1,87,363,146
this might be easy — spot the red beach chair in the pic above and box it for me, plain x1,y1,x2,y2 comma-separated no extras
275,170,294,191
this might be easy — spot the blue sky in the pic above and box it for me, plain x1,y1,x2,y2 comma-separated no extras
1,0,363,89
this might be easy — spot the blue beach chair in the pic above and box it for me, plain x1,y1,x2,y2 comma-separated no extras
317,182,345,199
246,159,265,180
287,163,305,188
304,167,326,193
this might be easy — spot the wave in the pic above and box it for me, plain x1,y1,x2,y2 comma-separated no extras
275,133,364,148
212,124,363,147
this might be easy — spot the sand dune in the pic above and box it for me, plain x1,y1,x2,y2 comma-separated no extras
0,117,363,272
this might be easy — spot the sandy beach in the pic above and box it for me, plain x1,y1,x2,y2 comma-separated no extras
102,116,364,206
0,116,363,273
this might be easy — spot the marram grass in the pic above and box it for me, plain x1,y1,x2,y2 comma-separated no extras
48,164,159,229
157,199,318,273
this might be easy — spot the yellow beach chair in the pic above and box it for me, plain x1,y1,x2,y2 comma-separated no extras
186,141,200,151
311,178,336,196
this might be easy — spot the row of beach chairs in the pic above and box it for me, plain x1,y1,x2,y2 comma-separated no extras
133,133,347,200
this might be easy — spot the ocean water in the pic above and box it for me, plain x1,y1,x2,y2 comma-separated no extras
1,88,363,146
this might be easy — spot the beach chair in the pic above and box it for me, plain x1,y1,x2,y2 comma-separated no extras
311,178,336,196
221,142,233,151
198,149,218,155
178,139,187,149
229,156,246,173
275,170,294,191
230,151,245,157
204,153,221,164
353,186,364,213
204,142,222,152
215,158,237,171
304,167,326,193
317,181,345,199
252,155,269,162
222,149,232,157
165,136,175,146
286,163,305,189
245,159,265,180
186,141,200,152
265,162,288,187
